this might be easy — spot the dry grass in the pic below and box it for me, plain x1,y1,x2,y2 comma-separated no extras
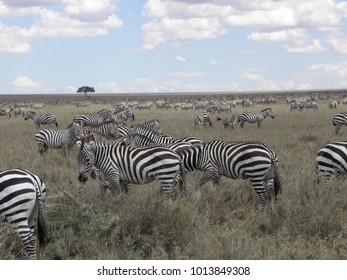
0,96,346,260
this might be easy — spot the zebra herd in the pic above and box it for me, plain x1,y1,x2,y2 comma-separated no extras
2,104,347,259
194,108,275,130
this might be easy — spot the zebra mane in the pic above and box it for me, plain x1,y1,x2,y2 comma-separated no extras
127,132,155,144
27,110,36,115
260,108,272,112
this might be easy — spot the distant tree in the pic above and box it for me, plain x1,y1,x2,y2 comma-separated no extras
77,86,95,99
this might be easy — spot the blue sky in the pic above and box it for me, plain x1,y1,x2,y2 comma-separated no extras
1,0,347,94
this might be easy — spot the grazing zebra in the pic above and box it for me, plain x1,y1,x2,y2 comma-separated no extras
316,141,347,185
77,141,185,200
35,123,83,155
332,112,347,135
131,119,161,134
329,101,338,109
73,113,110,127
0,169,47,259
113,110,135,122
176,140,281,211
84,120,120,137
126,126,204,147
238,108,274,128
11,107,26,118
24,111,58,129
216,115,236,129
194,112,212,130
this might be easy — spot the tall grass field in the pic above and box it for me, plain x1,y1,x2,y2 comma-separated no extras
0,94,346,260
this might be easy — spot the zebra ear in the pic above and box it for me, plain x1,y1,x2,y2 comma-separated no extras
89,141,96,150
76,140,82,149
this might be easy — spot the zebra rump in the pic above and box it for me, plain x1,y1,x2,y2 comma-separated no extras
0,168,47,259
316,141,347,184
197,140,281,211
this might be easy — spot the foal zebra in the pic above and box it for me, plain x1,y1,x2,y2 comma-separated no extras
35,123,83,155
238,108,274,128
194,112,212,130
176,140,281,211
24,111,58,129
77,141,185,200
0,169,47,259
216,115,236,129
316,141,347,184
332,112,347,135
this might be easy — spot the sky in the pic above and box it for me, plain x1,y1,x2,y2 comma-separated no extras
1,0,347,95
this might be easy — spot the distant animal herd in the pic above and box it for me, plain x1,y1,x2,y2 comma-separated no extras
1,93,347,259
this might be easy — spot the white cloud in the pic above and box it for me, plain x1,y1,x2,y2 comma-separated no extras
0,1,123,53
12,76,42,87
248,29,308,42
141,0,347,50
284,39,326,53
166,71,206,78
241,72,264,81
209,59,217,65
173,55,186,62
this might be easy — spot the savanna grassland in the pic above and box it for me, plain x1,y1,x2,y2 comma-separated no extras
0,94,346,260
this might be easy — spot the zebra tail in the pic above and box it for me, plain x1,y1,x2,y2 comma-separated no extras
37,210,48,246
55,121,58,127
179,162,187,195
273,161,282,197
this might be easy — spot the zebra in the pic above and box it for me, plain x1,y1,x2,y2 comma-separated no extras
238,108,274,128
113,110,135,122
35,123,83,156
24,111,58,129
194,112,212,130
0,168,47,259
73,113,110,127
329,101,338,109
84,120,120,137
175,140,281,211
316,141,347,185
216,115,236,129
130,119,161,134
76,140,185,200
11,107,26,118
332,112,347,135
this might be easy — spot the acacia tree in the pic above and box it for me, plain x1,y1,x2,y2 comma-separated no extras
77,86,95,99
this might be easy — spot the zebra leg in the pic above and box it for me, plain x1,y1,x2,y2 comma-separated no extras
257,122,261,128
196,168,219,190
335,124,341,135
240,121,244,128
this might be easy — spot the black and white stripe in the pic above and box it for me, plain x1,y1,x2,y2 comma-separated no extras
176,140,281,211
35,123,83,155
332,112,347,135
126,125,203,147
73,113,110,127
113,110,135,122
238,108,274,128
194,112,212,130
216,115,236,129
24,111,58,129
316,141,347,184
0,168,47,259
77,141,185,200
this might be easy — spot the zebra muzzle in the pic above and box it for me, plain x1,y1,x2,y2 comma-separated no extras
78,173,88,183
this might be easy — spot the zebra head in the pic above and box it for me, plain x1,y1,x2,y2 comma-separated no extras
76,140,96,183
262,108,275,119
24,110,35,121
